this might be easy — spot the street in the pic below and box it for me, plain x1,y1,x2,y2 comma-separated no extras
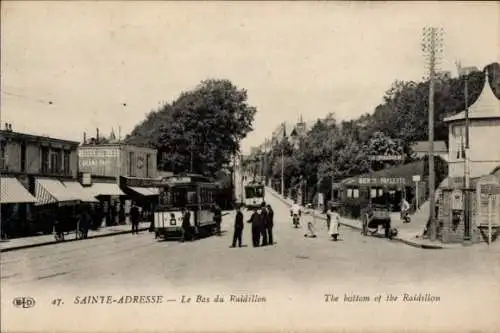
2,192,500,332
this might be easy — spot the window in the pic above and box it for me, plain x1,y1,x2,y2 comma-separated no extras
63,151,70,175
129,151,135,176
20,142,26,172
353,189,359,198
50,151,60,173
0,141,6,169
41,147,49,173
347,189,353,198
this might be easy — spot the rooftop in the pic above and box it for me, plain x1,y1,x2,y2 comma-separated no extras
444,69,500,123
0,129,80,145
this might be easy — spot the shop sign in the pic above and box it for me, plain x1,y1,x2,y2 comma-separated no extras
81,173,92,186
451,189,463,210
78,148,119,157
369,155,404,161
358,177,405,186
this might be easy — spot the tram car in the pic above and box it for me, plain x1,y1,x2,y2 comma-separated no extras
244,181,265,210
154,174,218,240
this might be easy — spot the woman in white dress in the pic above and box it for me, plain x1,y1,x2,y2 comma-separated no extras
328,205,341,241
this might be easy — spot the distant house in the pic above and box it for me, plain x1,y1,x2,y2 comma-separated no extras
410,141,448,161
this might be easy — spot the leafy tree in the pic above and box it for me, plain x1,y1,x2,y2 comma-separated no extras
126,79,257,176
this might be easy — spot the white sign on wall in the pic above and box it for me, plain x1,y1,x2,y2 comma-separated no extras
451,189,463,210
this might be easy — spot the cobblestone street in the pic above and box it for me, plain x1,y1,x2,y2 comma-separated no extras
2,192,499,332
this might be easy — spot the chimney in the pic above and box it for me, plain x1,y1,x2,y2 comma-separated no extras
8,124,13,132
4,123,8,131
83,132,87,144
96,128,100,142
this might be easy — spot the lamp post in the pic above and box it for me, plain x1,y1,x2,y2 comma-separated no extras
422,26,444,241
457,63,474,241
281,122,285,196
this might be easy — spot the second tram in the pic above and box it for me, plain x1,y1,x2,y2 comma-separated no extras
244,182,265,209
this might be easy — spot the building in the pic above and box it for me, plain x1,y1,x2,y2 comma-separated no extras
443,70,500,179
0,125,89,237
436,69,500,243
410,141,448,161
78,142,159,225
436,70,452,80
78,143,157,179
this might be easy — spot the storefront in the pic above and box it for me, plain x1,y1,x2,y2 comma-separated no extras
437,172,500,244
338,160,426,217
119,176,159,223
0,176,37,238
84,180,126,226
34,177,82,234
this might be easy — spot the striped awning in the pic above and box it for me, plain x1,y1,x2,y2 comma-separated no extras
62,181,99,203
0,177,37,204
129,187,159,196
88,182,125,197
35,178,79,206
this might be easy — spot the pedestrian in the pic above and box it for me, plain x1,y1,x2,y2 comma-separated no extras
180,207,192,242
247,207,264,247
260,202,268,246
304,204,317,238
230,205,244,247
213,204,222,236
130,202,140,234
266,204,274,245
328,204,341,241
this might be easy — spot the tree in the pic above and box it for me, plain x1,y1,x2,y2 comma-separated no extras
365,131,406,171
126,79,257,176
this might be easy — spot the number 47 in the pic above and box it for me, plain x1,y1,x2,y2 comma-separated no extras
51,298,63,306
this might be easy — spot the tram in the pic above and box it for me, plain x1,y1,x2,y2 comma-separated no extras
154,174,218,240
244,181,265,210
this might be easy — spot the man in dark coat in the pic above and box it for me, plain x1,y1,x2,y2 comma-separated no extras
230,205,244,248
213,204,222,236
247,207,264,247
260,202,268,246
130,202,140,234
180,207,192,242
266,204,274,245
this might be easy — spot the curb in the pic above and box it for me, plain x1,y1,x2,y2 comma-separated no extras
266,187,444,250
0,227,150,253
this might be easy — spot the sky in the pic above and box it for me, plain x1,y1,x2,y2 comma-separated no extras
1,1,499,154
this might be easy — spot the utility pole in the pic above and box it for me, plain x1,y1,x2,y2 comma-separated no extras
281,122,285,196
331,136,335,202
456,61,475,241
422,27,444,241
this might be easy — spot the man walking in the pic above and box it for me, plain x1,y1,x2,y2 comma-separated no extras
266,204,274,245
130,202,140,234
247,207,264,247
260,202,268,246
213,204,222,236
180,207,192,242
230,205,244,248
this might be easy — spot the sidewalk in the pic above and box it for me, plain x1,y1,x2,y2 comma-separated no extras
265,187,455,250
0,222,150,253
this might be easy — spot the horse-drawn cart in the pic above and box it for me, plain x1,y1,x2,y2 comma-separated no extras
361,204,396,238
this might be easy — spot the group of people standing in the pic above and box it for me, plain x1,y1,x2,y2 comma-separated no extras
231,202,274,248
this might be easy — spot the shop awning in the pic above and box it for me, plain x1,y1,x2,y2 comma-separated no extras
340,160,425,188
62,181,99,203
35,178,80,206
0,177,37,204
89,182,125,197
129,187,159,196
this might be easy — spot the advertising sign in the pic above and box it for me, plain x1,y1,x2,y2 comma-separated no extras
451,189,463,210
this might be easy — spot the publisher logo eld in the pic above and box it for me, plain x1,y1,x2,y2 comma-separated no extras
12,297,36,309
